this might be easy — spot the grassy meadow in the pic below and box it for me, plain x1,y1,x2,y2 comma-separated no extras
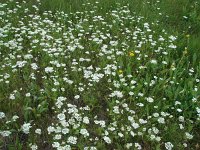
0,0,200,149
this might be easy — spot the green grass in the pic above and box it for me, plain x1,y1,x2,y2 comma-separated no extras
0,0,200,149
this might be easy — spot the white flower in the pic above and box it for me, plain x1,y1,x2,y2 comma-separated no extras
0,130,12,137
131,80,137,84
94,120,106,127
128,116,134,122
118,132,124,137
84,146,97,150
165,142,174,150
83,116,90,124
12,115,19,121
47,126,55,134
139,119,147,124
63,145,71,150
183,143,187,147
150,59,157,64
130,131,135,137
54,134,62,140
16,61,27,68
135,143,142,149
128,90,134,95
31,63,38,70
156,136,161,142
103,136,111,144
67,136,77,144
153,113,159,117
162,61,167,65
90,147,97,150
57,113,65,121
179,124,184,129
146,97,154,103
157,117,165,124
113,106,120,114
126,143,133,149
144,22,149,28
0,112,5,119
152,127,159,134
25,93,31,97
109,91,123,98
192,97,197,102
177,109,182,112
80,128,89,137
169,44,177,49
175,101,181,105
24,54,33,59
138,93,144,97
35,129,41,135
74,95,80,99
178,116,184,122
169,35,177,41
131,122,139,129
29,144,38,150
52,142,60,148
185,132,193,139
62,128,69,134
197,107,200,114
150,134,156,140
108,127,115,131
9,94,15,100
56,96,66,108
45,67,54,73
21,122,32,134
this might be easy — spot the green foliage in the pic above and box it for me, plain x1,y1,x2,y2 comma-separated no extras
0,0,200,149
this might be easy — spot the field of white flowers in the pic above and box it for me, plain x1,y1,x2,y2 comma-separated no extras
0,0,200,150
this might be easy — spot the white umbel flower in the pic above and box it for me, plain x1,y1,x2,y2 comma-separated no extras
21,122,32,134
103,136,111,144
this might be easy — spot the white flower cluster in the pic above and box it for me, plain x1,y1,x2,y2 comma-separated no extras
0,1,199,150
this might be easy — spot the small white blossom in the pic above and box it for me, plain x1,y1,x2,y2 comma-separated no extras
0,130,12,137
80,128,89,137
103,136,111,144
29,144,38,150
35,129,41,135
74,95,80,99
21,122,32,134
45,67,54,73
150,59,157,64
146,97,154,103
165,142,174,150
83,116,90,124
67,136,77,144
9,94,15,100
57,113,65,121
185,132,193,139
157,117,165,124
0,112,5,119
